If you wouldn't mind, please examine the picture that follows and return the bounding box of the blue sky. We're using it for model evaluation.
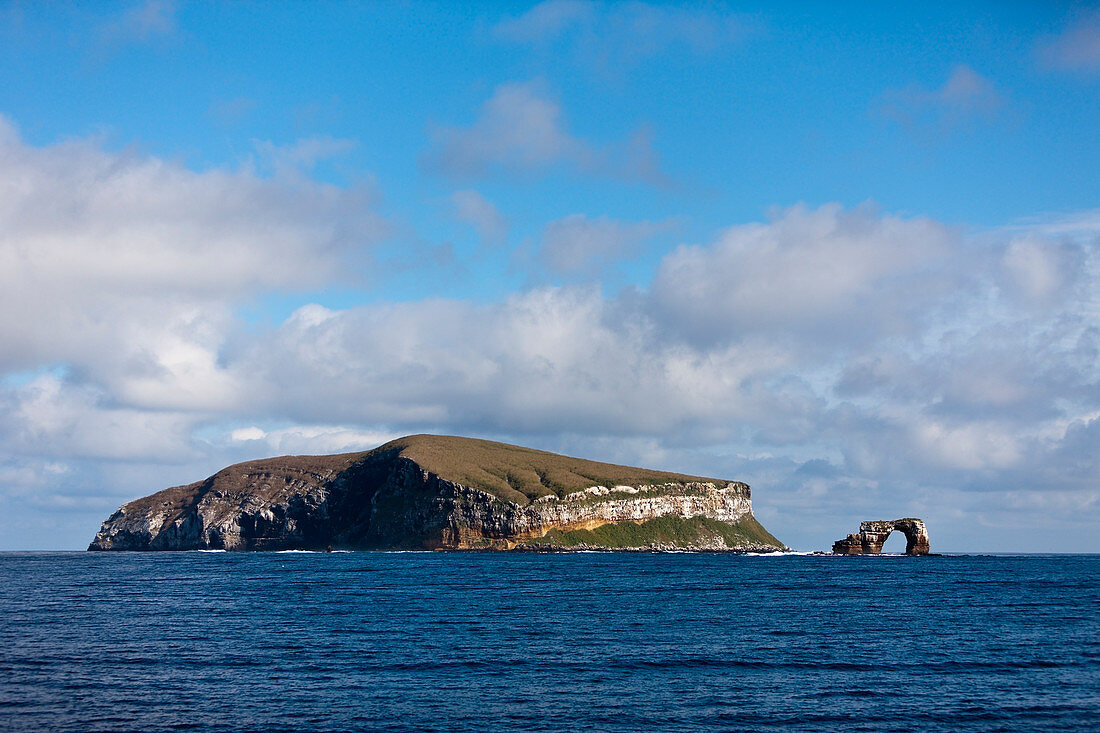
[1,1,1098,551]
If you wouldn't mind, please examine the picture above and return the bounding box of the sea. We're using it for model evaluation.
[1,552,1097,732]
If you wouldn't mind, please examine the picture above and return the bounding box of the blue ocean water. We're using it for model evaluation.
[1,552,1097,732]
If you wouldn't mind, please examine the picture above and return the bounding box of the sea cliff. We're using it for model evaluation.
[88,435,785,552]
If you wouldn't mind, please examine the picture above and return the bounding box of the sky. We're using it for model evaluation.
[1,1,1098,552]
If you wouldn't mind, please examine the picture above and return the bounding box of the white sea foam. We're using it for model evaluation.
[743,550,815,557]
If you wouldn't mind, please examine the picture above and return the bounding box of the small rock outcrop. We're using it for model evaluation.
[832,518,930,556]
[89,434,786,552]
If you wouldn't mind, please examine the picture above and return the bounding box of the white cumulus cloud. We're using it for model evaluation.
[0,115,386,408]
[650,202,958,346]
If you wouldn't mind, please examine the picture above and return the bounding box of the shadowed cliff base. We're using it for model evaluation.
[88,435,786,552]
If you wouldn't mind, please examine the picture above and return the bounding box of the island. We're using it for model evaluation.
[88,434,787,552]
[831,518,930,555]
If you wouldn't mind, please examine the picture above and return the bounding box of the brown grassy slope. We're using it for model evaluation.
[119,435,742,512]
[121,453,368,515]
[381,434,736,505]
[119,479,208,517]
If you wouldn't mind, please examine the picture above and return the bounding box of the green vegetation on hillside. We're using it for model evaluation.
[524,515,783,550]
[378,434,734,505]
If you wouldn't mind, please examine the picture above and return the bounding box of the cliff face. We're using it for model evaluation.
[88,435,785,552]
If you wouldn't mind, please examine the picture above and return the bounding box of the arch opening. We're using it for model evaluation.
[881,531,907,555]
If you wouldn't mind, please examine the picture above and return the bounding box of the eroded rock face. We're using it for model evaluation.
[89,438,777,552]
[831,518,930,556]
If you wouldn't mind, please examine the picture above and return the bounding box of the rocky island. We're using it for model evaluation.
[89,435,786,552]
[832,518,930,555]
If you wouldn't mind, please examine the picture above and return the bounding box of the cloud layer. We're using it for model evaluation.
[495,1,747,65]
[880,65,1004,130]
[539,214,672,276]
[423,81,667,184]
[1039,10,1100,72]
[1,118,1097,551]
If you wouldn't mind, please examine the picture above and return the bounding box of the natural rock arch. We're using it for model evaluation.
[832,518,930,556]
